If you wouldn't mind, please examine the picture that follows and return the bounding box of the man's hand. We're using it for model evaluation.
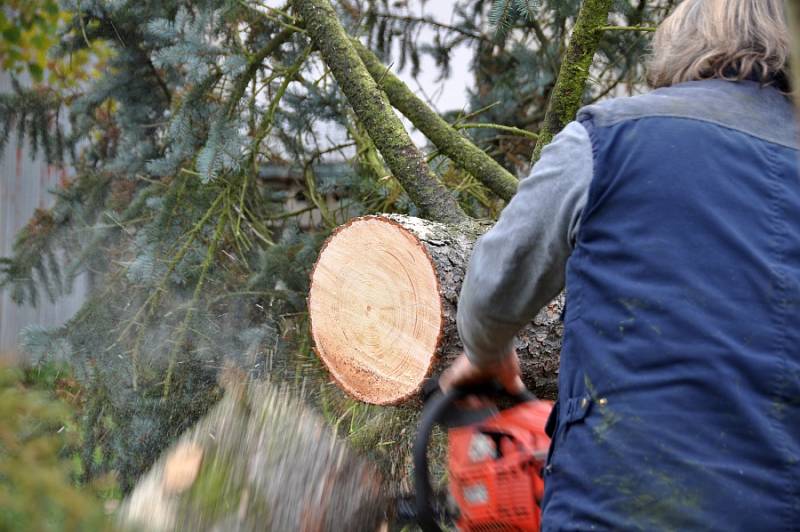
[439,351,525,394]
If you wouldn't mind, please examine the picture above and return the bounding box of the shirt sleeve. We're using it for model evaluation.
[456,120,593,367]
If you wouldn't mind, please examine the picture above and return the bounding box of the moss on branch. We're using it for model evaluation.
[454,122,539,140]
[532,0,613,162]
[293,0,468,224]
[354,41,520,202]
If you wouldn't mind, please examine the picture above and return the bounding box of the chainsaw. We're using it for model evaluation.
[397,379,554,531]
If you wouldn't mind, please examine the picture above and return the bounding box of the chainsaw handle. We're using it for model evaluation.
[421,378,536,404]
[413,381,535,532]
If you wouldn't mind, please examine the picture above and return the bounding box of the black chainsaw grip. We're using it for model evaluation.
[413,380,535,532]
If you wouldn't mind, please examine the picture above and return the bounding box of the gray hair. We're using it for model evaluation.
[647,0,790,90]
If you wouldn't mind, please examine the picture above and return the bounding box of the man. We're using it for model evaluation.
[441,1,800,529]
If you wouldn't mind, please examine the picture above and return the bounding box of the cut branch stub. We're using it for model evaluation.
[309,215,563,405]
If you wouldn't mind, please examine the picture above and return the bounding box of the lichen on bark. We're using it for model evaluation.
[292,0,468,224]
[532,0,613,162]
[354,41,520,202]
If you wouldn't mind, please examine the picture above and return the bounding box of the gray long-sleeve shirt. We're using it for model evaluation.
[456,121,593,366]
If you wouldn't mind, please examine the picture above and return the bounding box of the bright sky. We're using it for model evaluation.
[389,1,473,114]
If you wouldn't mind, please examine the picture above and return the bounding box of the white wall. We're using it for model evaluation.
[0,72,88,352]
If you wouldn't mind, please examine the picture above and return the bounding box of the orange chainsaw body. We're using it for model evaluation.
[447,399,553,532]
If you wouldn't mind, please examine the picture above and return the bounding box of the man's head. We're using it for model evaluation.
[648,0,790,90]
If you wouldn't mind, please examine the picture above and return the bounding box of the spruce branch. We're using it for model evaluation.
[370,12,492,44]
[531,0,613,162]
[293,0,468,224]
[146,55,172,103]
[354,41,520,202]
[527,18,558,72]
[251,46,312,154]
[239,0,307,33]
[162,212,226,400]
[114,192,225,348]
[226,28,296,120]
[489,0,517,37]
[194,28,296,181]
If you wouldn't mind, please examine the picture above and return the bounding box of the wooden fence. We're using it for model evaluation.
[0,72,88,352]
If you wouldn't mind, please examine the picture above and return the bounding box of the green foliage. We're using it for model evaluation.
[489,0,543,36]
[0,0,111,115]
[0,0,62,81]
[0,79,67,164]
[0,364,112,531]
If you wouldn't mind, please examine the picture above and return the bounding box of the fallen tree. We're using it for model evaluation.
[297,0,612,405]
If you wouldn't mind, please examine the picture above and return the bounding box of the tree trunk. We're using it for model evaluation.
[118,379,386,531]
[308,214,563,405]
[532,0,613,162]
[293,0,468,225]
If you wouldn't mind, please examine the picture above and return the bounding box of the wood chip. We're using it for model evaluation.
[162,442,204,494]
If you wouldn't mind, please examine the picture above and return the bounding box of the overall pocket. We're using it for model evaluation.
[543,394,592,476]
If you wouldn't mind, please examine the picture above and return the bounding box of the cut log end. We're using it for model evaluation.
[310,214,563,405]
[309,216,443,405]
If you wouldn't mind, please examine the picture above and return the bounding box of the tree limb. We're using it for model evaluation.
[454,122,539,140]
[371,12,491,44]
[354,41,520,202]
[531,0,613,162]
[293,0,468,224]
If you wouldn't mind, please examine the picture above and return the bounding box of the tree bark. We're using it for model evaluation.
[118,379,386,531]
[531,0,613,162]
[293,0,468,225]
[354,41,520,202]
[308,215,562,405]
